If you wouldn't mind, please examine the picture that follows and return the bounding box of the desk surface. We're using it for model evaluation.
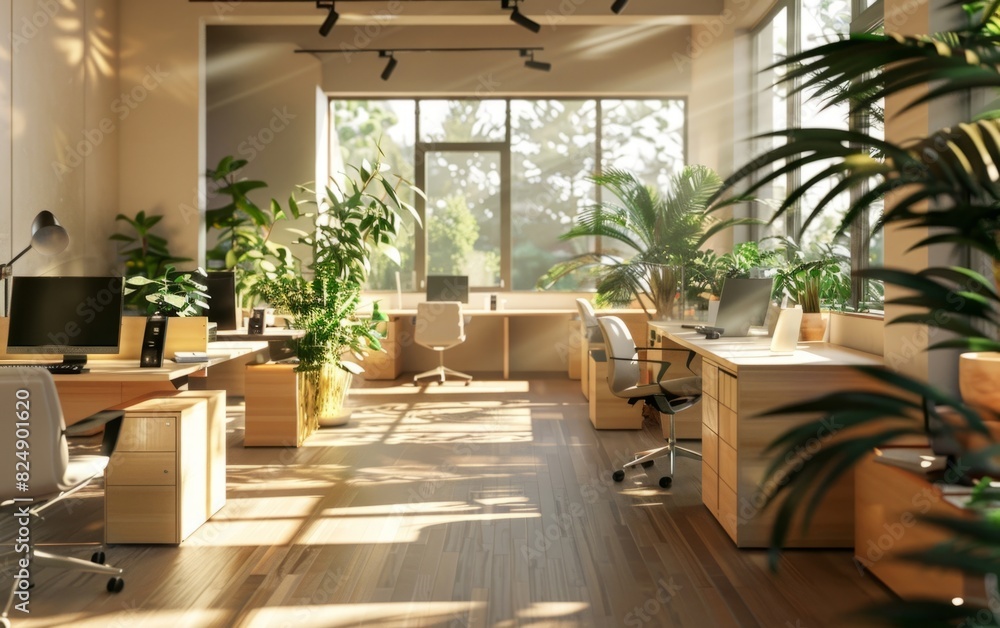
[650,322,883,371]
[371,307,648,317]
[0,341,268,382]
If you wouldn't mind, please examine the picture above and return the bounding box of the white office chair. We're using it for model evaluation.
[413,302,472,384]
[597,317,702,488]
[0,368,125,628]
[575,299,605,398]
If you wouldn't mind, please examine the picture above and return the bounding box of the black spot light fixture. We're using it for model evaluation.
[611,0,628,13]
[379,51,398,81]
[521,49,550,72]
[503,0,541,33]
[317,1,339,36]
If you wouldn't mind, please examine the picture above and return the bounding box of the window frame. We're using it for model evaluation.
[329,96,689,293]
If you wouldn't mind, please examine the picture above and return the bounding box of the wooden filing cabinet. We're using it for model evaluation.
[587,351,645,429]
[105,391,227,544]
[244,362,314,447]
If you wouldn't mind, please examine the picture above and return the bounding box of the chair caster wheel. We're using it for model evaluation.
[1,616,11,628]
[659,476,672,488]
[612,470,625,482]
[91,551,106,564]
[107,577,125,593]
[640,461,654,468]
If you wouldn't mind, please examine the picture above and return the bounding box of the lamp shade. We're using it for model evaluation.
[30,211,69,256]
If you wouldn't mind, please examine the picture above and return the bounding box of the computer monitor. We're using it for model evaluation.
[426,275,469,304]
[202,271,237,331]
[7,276,124,365]
[713,277,774,337]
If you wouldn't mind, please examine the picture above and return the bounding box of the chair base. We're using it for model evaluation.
[413,365,472,384]
[611,408,701,488]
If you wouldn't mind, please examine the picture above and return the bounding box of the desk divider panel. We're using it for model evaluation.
[0,316,208,360]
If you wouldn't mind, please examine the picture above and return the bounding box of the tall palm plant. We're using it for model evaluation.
[713,1,1000,623]
[538,165,752,319]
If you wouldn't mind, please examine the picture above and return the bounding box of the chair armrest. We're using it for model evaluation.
[609,356,673,382]
[635,346,698,373]
[65,410,124,457]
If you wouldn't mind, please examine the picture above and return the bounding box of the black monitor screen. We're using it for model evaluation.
[426,275,469,304]
[202,272,237,331]
[7,276,124,355]
[714,277,774,337]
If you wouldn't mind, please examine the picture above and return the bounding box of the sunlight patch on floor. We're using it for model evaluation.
[242,601,487,628]
[300,511,542,545]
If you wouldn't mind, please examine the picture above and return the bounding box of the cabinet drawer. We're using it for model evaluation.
[719,441,738,491]
[106,485,177,544]
[718,481,739,542]
[106,452,175,486]
[117,416,176,452]
[703,396,718,433]
[702,361,718,399]
[702,423,719,472]
[702,463,719,515]
[719,405,737,444]
[719,371,738,411]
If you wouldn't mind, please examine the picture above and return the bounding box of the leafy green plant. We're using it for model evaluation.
[124,266,210,317]
[537,166,754,319]
[711,1,1000,623]
[258,149,420,373]
[205,156,299,307]
[109,211,191,310]
[687,241,780,304]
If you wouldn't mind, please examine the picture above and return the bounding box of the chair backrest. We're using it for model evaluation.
[575,298,603,343]
[0,368,69,498]
[596,316,640,395]
[415,301,465,346]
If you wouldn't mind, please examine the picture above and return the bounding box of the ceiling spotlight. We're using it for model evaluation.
[504,0,541,33]
[380,51,397,81]
[317,1,339,37]
[521,49,551,72]
[611,0,628,13]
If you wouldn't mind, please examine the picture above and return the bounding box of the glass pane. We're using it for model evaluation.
[330,99,417,291]
[419,100,506,143]
[424,151,502,288]
[752,7,789,243]
[600,99,685,191]
[510,99,597,291]
[798,0,852,250]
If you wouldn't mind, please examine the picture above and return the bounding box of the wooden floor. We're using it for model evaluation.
[3,375,890,627]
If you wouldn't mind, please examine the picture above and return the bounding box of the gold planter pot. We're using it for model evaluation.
[297,363,353,428]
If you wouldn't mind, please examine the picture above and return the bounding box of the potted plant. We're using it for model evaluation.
[257,150,419,428]
[772,258,847,341]
[711,2,1000,622]
[537,165,754,320]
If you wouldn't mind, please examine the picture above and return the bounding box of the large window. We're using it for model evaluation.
[750,0,884,310]
[330,98,686,292]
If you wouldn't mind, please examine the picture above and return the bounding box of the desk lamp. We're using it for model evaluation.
[1,210,70,316]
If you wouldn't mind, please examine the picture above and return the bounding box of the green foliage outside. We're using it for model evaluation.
[427,196,479,275]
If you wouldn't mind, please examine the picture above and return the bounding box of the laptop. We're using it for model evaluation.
[712,277,774,337]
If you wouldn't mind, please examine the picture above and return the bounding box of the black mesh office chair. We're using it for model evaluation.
[598,317,703,488]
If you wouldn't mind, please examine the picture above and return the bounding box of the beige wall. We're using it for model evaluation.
[4,0,118,280]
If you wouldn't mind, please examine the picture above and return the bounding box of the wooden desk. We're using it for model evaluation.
[0,342,268,424]
[649,323,884,548]
[378,308,647,379]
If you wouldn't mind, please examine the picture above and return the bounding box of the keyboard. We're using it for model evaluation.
[0,363,85,374]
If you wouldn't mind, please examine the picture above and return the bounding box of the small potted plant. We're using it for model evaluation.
[773,258,847,341]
